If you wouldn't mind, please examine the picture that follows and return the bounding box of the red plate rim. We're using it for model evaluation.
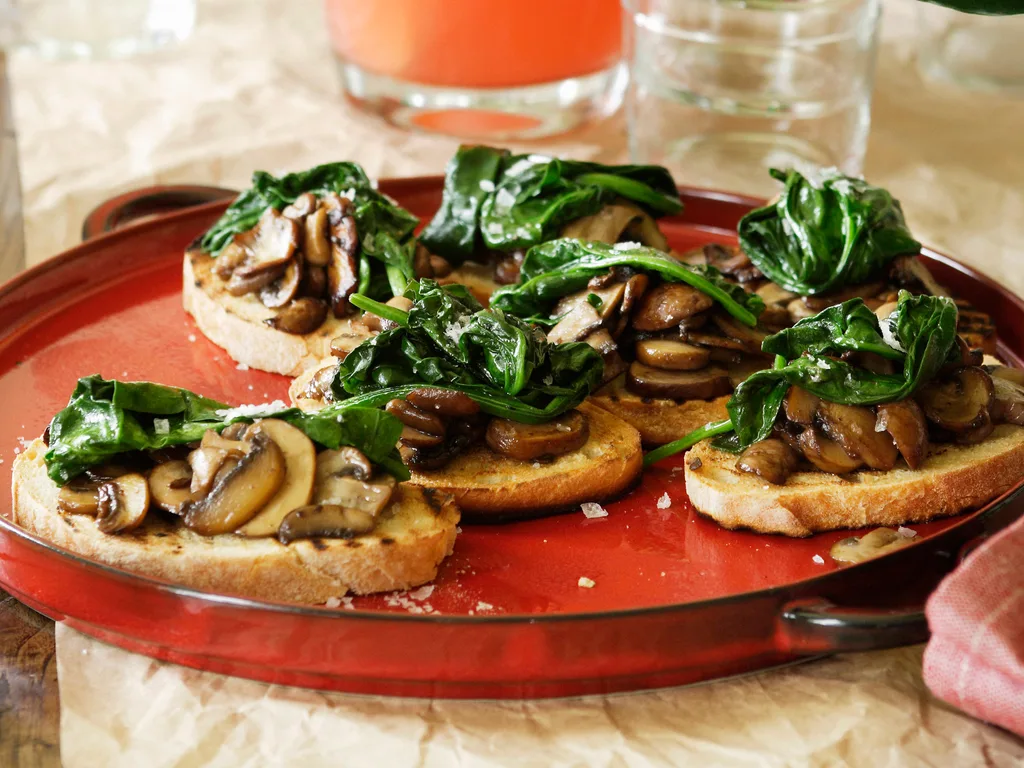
[2,178,1023,626]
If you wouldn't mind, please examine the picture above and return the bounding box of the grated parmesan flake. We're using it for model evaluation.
[478,179,495,192]
[897,526,918,539]
[187,334,197,342]
[325,597,343,609]
[475,601,494,612]
[235,362,250,371]
[656,492,671,509]
[613,241,641,251]
[153,418,170,435]
[578,577,595,588]
[215,400,289,420]
[581,502,608,519]
[812,554,825,565]
[408,585,435,601]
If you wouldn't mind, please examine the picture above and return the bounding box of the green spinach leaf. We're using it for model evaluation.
[45,375,408,485]
[737,168,921,296]
[489,239,765,327]
[418,147,683,262]
[329,280,604,424]
[198,162,421,301]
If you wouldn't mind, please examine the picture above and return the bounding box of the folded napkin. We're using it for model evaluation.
[924,511,1024,736]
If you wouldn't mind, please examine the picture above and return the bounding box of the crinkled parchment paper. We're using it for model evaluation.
[10,0,1024,764]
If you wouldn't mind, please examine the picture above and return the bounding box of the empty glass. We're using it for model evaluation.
[623,0,881,197]
[0,52,24,279]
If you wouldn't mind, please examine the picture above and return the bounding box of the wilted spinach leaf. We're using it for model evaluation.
[418,146,683,263]
[489,238,764,327]
[329,280,604,423]
[738,168,921,296]
[45,375,408,485]
[198,162,421,301]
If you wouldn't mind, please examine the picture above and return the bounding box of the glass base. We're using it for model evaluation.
[337,60,628,140]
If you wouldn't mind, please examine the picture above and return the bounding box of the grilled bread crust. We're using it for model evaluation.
[12,439,460,602]
[684,425,1024,536]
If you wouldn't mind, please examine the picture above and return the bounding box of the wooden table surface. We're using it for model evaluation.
[0,52,59,768]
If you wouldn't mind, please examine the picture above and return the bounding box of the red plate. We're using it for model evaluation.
[0,179,1021,699]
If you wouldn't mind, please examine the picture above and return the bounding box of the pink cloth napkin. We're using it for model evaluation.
[923,511,1024,736]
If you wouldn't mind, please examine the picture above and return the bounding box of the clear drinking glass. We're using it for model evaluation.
[324,0,627,139]
[9,0,195,59]
[624,0,881,197]
[0,51,24,280]
[917,7,1024,94]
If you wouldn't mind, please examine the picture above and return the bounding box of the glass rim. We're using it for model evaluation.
[622,0,876,10]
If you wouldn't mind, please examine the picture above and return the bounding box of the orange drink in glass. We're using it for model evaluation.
[324,0,625,139]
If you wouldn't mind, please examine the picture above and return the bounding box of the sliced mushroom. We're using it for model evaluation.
[361,295,413,333]
[301,264,327,298]
[798,427,863,474]
[710,311,768,355]
[756,282,797,306]
[400,426,445,449]
[623,209,669,252]
[430,255,453,278]
[57,483,102,516]
[259,258,302,308]
[548,300,602,345]
[589,331,628,382]
[314,448,395,515]
[702,244,762,283]
[633,283,714,331]
[626,362,732,400]
[802,281,885,312]
[736,439,799,485]
[485,410,589,461]
[235,208,300,276]
[183,434,286,536]
[787,298,815,323]
[188,447,233,495]
[989,365,1024,386]
[620,274,649,318]
[303,364,338,402]
[956,411,995,444]
[413,242,433,279]
[875,400,929,469]
[991,375,1024,426]
[214,239,250,280]
[679,313,708,333]
[323,194,359,317]
[406,388,480,417]
[386,399,445,436]
[265,297,329,335]
[889,255,948,297]
[784,387,820,425]
[635,339,710,371]
[844,351,896,376]
[680,331,747,353]
[560,202,648,245]
[226,262,286,297]
[873,301,898,322]
[96,474,150,534]
[278,504,376,544]
[236,420,318,537]
[817,402,898,470]
[757,304,793,331]
[282,192,317,220]
[148,460,194,514]
[725,357,769,389]
[951,336,983,368]
[917,366,994,432]
[831,527,913,564]
[303,206,331,267]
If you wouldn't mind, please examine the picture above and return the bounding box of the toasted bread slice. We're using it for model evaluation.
[12,439,459,602]
[589,374,730,446]
[408,402,643,521]
[684,425,1024,537]
[183,251,500,376]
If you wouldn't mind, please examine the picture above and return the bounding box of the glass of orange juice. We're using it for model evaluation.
[324,0,626,139]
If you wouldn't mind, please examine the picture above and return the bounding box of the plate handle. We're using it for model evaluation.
[81,185,237,241]
[777,599,928,653]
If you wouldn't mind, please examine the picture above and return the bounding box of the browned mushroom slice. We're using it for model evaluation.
[235,420,317,537]
[702,244,762,283]
[548,300,602,345]
[226,262,287,297]
[323,194,359,317]
[314,448,396,515]
[633,283,714,331]
[259,258,302,309]
[787,298,815,323]
[635,339,710,371]
[873,301,899,322]
[798,428,863,474]
[386,399,446,436]
[736,439,799,485]
[265,297,329,335]
[680,331,747,353]
[725,357,769,389]
[956,411,995,444]
[710,311,768,355]
[406,388,480,417]
[559,202,647,245]
[486,410,590,461]
[148,460,194,514]
[624,210,670,252]
[990,374,1024,426]
[917,366,994,432]
[817,402,898,471]
[802,281,885,312]
[619,274,649,319]
[889,255,949,297]
[430,255,453,278]
[400,427,444,449]
[57,483,102,515]
[188,446,232,496]
[361,295,413,333]
[412,242,434,279]
[96,474,151,534]
[303,206,331,267]
[831,527,913,564]
[214,239,250,280]
[303,364,338,402]
[235,209,301,277]
[951,336,983,368]
[626,362,732,400]
[301,265,327,298]
[875,400,929,469]
[784,387,820,425]
[281,192,317,220]
[278,504,376,544]
[679,313,708,333]
[584,330,627,382]
[183,434,286,535]
[756,281,797,306]
[757,304,792,331]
